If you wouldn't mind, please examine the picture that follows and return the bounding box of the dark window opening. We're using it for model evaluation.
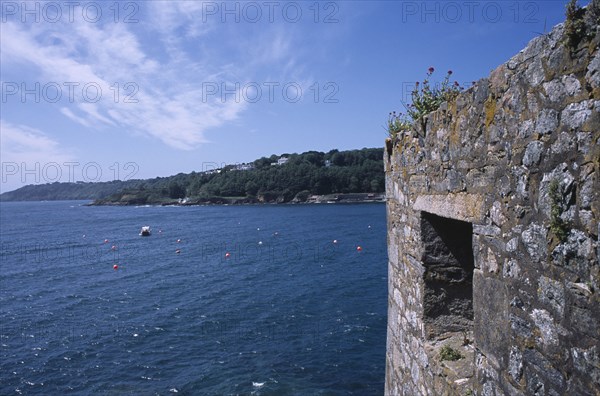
[420,211,474,339]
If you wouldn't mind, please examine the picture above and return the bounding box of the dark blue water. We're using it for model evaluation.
[0,201,387,395]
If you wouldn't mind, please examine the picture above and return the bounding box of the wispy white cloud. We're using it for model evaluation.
[0,120,78,193]
[0,121,70,157]
[0,6,247,150]
[60,107,91,127]
[0,2,321,151]
[148,1,214,39]
[0,120,76,191]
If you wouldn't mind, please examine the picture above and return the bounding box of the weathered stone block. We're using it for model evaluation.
[503,259,521,279]
[579,167,595,210]
[474,270,509,366]
[586,50,600,89]
[535,109,559,135]
[511,166,529,200]
[490,201,507,227]
[551,230,595,276]
[525,58,545,87]
[413,193,486,224]
[572,346,600,388]
[561,100,593,130]
[529,308,565,347]
[550,132,576,155]
[522,141,544,167]
[508,346,523,384]
[510,313,533,340]
[569,305,599,339]
[474,225,502,237]
[517,119,534,139]
[522,348,566,393]
[525,371,545,396]
[521,223,548,262]
[537,276,565,317]
[543,74,582,102]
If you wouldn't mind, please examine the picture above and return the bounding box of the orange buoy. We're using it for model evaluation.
[356,246,362,252]
[113,264,119,270]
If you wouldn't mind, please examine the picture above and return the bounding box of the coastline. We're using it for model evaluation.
[87,193,386,206]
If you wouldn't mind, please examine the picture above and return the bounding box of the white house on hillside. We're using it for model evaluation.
[271,156,289,166]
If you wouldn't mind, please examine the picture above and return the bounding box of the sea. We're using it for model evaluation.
[0,201,388,395]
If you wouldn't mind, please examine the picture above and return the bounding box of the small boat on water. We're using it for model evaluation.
[139,226,151,236]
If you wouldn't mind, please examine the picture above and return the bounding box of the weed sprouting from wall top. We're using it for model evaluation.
[564,0,588,51]
[387,68,463,139]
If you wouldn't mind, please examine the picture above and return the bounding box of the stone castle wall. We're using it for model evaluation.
[384,6,599,395]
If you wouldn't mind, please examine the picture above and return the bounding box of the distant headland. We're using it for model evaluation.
[0,148,385,205]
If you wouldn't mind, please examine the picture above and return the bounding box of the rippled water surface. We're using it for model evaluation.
[0,201,387,395]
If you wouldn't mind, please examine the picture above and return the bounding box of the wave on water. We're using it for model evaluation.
[0,201,388,395]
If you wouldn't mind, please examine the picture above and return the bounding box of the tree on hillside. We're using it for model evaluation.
[168,181,186,199]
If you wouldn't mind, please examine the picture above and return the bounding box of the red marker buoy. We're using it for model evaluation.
[113,264,119,270]
[356,246,362,252]
[225,252,231,258]
[111,245,117,250]
[104,239,109,244]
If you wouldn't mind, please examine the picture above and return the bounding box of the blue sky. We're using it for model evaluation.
[0,0,578,192]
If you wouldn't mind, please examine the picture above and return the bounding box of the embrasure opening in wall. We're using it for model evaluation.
[420,211,474,339]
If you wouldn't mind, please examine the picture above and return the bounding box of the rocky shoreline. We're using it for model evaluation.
[87,193,386,206]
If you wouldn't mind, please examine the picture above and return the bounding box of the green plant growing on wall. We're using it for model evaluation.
[549,179,570,243]
[387,68,463,138]
[387,111,411,139]
[439,345,463,361]
[407,68,462,128]
[564,0,587,50]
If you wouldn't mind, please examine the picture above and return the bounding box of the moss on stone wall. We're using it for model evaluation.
[549,179,570,243]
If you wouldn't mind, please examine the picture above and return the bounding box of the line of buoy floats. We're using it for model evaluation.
[223,239,364,259]
[102,224,372,270]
